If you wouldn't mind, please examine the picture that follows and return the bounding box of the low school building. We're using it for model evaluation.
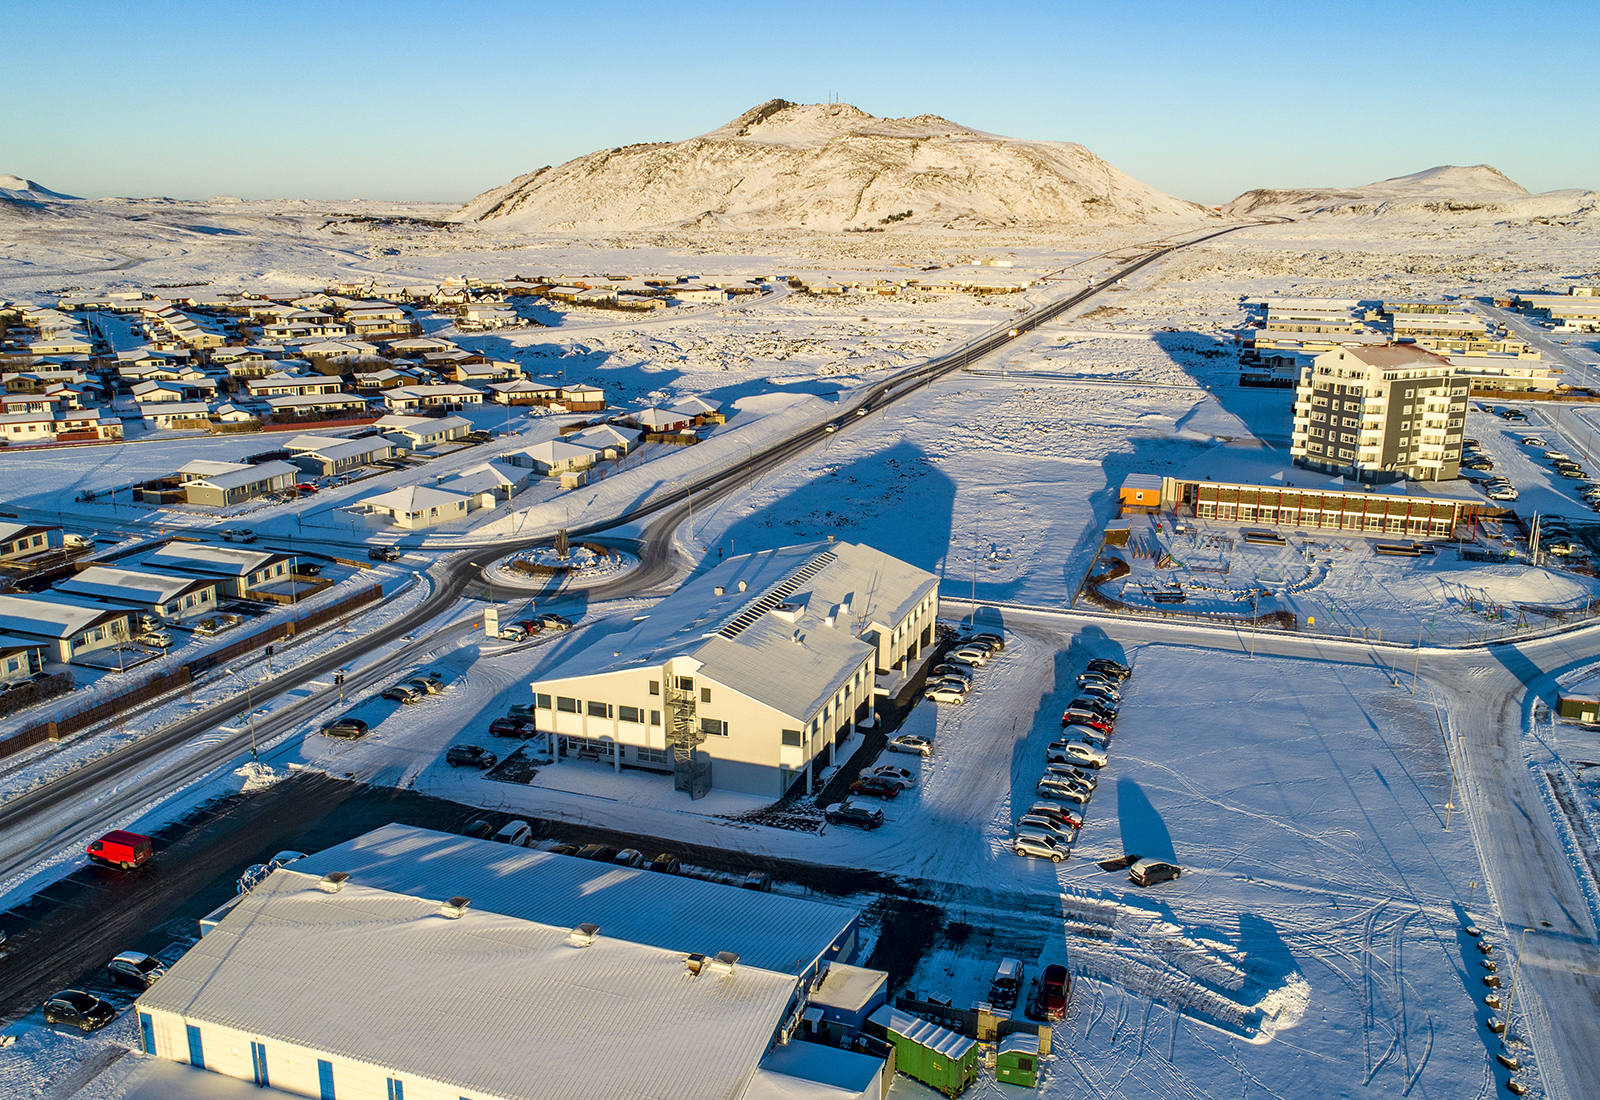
[1125,473,1484,538]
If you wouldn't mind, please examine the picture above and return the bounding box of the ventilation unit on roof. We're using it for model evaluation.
[714,585,725,596]
[738,580,748,592]
[317,872,349,894]
[772,602,803,623]
[568,923,600,947]
[685,953,709,975]
[709,951,740,974]
[440,896,471,919]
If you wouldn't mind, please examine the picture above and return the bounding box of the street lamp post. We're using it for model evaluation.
[1500,926,1531,1050]
[229,668,260,761]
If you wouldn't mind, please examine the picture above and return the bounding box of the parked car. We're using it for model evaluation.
[367,546,402,562]
[86,831,152,870]
[970,632,1006,651]
[1462,458,1494,472]
[956,636,1003,655]
[1560,467,1588,479]
[539,613,573,630]
[1042,764,1097,792]
[1035,963,1071,1021]
[1012,831,1068,862]
[1128,858,1183,886]
[1036,778,1091,804]
[888,734,933,757]
[489,716,538,738]
[491,820,533,847]
[42,990,115,1031]
[498,625,529,642]
[1076,681,1121,704]
[295,483,320,494]
[1077,673,1119,691]
[1068,696,1118,719]
[1064,712,1114,734]
[1489,487,1519,501]
[849,776,902,800]
[1027,802,1083,829]
[1086,658,1131,679]
[1017,815,1075,845]
[824,802,884,830]
[861,764,916,789]
[742,871,774,892]
[1545,451,1571,461]
[1045,762,1099,789]
[445,745,497,769]
[612,848,646,868]
[462,820,494,839]
[923,685,966,705]
[511,618,545,636]
[576,844,618,862]
[1521,436,1548,447]
[930,663,971,680]
[408,671,445,693]
[137,631,173,649]
[107,951,165,990]
[220,528,256,543]
[320,716,369,739]
[1061,723,1111,746]
[648,852,682,874]
[548,843,579,856]
[507,703,538,720]
[988,958,1025,1008]
[928,672,971,692]
[948,647,989,666]
[381,683,422,704]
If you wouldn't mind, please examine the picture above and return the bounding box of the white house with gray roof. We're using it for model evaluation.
[528,541,939,798]
[55,565,220,621]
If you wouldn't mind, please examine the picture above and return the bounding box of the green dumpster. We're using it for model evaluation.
[868,1005,978,1098]
[996,1032,1040,1087]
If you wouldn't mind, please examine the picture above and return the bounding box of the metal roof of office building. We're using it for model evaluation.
[138,871,797,1100]
[293,823,857,977]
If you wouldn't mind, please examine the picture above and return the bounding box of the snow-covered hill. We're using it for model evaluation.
[0,175,79,201]
[1224,164,1597,223]
[458,99,1214,231]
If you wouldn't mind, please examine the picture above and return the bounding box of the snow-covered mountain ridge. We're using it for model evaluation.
[1225,164,1597,223]
[457,99,1214,231]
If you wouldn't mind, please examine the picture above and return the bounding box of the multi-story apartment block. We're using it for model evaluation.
[1290,344,1468,482]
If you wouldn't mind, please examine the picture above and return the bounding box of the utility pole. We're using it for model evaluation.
[1249,591,1259,659]
[1412,616,1423,695]
[1500,926,1531,1049]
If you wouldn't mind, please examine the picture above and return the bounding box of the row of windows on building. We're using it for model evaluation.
[4,534,49,554]
[536,693,731,736]
[1192,501,1453,534]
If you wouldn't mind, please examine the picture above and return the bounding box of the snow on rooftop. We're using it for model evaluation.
[292,824,858,977]
[55,564,215,606]
[141,542,292,576]
[137,871,798,1100]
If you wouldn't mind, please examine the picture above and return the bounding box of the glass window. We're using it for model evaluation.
[650,709,661,726]
[619,705,642,723]
[700,718,727,736]
[556,697,578,713]
[536,693,551,709]
[587,701,610,718]
[676,676,694,692]
[648,680,659,695]
[782,729,802,747]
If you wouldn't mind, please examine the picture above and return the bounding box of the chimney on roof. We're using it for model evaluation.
[827,535,835,543]
[568,923,600,947]
[714,585,725,595]
[317,872,349,894]
[440,896,471,919]
[738,580,748,592]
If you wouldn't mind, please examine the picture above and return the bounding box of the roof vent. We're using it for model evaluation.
[714,585,725,595]
[440,896,471,919]
[317,872,349,894]
[569,922,600,947]
[792,629,803,644]
[709,951,740,974]
[685,952,709,975]
[738,580,748,592]
[827,535,835,543]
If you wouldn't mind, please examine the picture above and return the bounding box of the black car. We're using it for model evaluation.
[824,802,884,830]
[1086,658,1130,680]
[367,546,402,562]
[445,745,497,769]
[1128,858,1182,886]
[320,716,369,739]
[648,852,682,874]
[549,843,580,856]
[42,990,115,1031]
[107,952,165,989]
[462,819,494,839]
[576,843,618,862]
[956,635,1003,655]
[381,684,422,704]
[1068,696,1118,719]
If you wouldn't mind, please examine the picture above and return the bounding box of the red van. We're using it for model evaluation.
[87,831,153,870]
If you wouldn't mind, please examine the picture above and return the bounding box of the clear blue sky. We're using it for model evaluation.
[7,0,1596,205]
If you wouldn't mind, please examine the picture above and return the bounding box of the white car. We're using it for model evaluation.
[1545,451,1571,461]
[138,631,173,648]
[1522,436,1548,447]
[888,734,933,757]
[1017,815,1075,845]
[948,647,989,666]
[1061,723,1110,747]
[862,765,916,789]
[1077,682,1121,704]
[924,686,966,704]
[1036,778,1091,804]
[1488,487,1518,501]
[498,626,528,641]
[1048,742,1108,769]
[1012,831,1068,862]
[1044,763,1098,790]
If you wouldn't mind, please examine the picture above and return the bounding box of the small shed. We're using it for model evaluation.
[1557,694,1600,722]
[996,1032,1040,1087]
[1119,473,1166,514]
[867,1005,977,1098]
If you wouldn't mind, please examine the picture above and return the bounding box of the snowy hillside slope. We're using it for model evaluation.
[0,175,79,200]
[458,99,1215,231]
[1225,163,1598,222]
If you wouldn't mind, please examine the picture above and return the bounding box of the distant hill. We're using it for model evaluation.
[457,99,1213,231]
[1225,165,1595,222]
[0,175,80,200]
